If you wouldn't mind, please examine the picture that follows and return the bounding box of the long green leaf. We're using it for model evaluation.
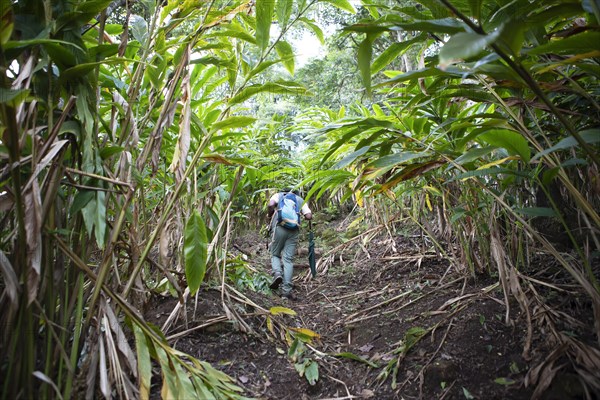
[527,31,600,55]
[276,0,293,28]
[156,347,179,399]
[305,361,319,385]
[211,116,257,132]
[133,325,152,400]
[453,146,495,165]
[95,191,106,249]
[321,0,356,14]
[532,129,600,161]
[367,151,429,169]
[256,0,274,51]
[299,17,324,44]
[333,146,370,169]
[439,30,501,65]
[184,211,208,295]
[478,129,530,163]
[228,81,307,105]
[275,40,295,75]
[449,167,532,182]
[358,34,374,97]
[371,34,426,74]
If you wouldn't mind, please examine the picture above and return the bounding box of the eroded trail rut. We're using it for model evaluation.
[148,229,534,399]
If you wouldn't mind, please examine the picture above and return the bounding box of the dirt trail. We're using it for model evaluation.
[148,228,539,399]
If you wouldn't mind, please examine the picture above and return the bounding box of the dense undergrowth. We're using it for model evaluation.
[1,0,599,399]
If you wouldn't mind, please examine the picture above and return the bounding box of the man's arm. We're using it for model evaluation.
[267,199,277,219]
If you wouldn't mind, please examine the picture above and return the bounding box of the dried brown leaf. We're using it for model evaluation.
[118,151,132,183]
[531,362,565,399]
[98,330,111,399]
[169,69,191,184]
[103,300,138,376]
[24,181,42,304]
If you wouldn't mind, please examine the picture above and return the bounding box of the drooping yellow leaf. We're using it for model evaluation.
[290,327,320,339]
[270,306,297,316]
[425,193,432,211]
[477,156,519,170]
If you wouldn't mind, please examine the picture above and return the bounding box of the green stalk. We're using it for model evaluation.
[63,272,84,400]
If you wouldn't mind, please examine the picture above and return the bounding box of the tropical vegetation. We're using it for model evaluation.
[0,0,598,398]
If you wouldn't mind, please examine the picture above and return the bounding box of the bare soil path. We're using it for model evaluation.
[146,223,558,399]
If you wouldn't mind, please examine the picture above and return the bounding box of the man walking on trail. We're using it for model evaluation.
[267,189,312,300]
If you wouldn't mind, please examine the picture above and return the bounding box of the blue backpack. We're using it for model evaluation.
[277,192,302,229]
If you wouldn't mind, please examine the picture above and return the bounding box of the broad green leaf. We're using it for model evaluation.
[133,325,152,400]
[184,211,208,295]
[449,167,532,182]
[321,0,356,14]
[462,387,475,399]
[276,0,293,28]
[494,377,516,386]
[192,377,217,400]
[207,28,256,44]
[403,326,427,349]
[275,40,295,75]
[381,67,461,85]
[498,19,526,56]
[532,129,600,161]
[468,0,482,21]
[156,347,179,399]
[131,15,148,45]
[95,191,106,249]
[367,151,429,169]
[514,207,556,218]
[256,0,274,51]
[371,35,425,74]
[270,306,297,316]
[440,30,501,65]
[75,0,113,16]
[305,361,319,385]
[527,31,600,56]
[60,59,134,82]
[89,43,119,60]
[333,352,379,368]
[333,146,370,169]
[478,129,530,163]
[389,17,466,34]
[299,17,324,44]
[453,146,495,165]
[70,190,95,216]
[99,146,124,160]
[294,360,306,375]
[211,116,257,132]
[0,0,13,46]
[228,81,307,105]
[173,358,196,399]
[246,59,282,80]
[0,88,28,106]
[2,38,83,52]
[81,198,96,245]
[358,34,374,97]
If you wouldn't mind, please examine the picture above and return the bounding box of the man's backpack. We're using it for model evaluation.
[277,192,302,229]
